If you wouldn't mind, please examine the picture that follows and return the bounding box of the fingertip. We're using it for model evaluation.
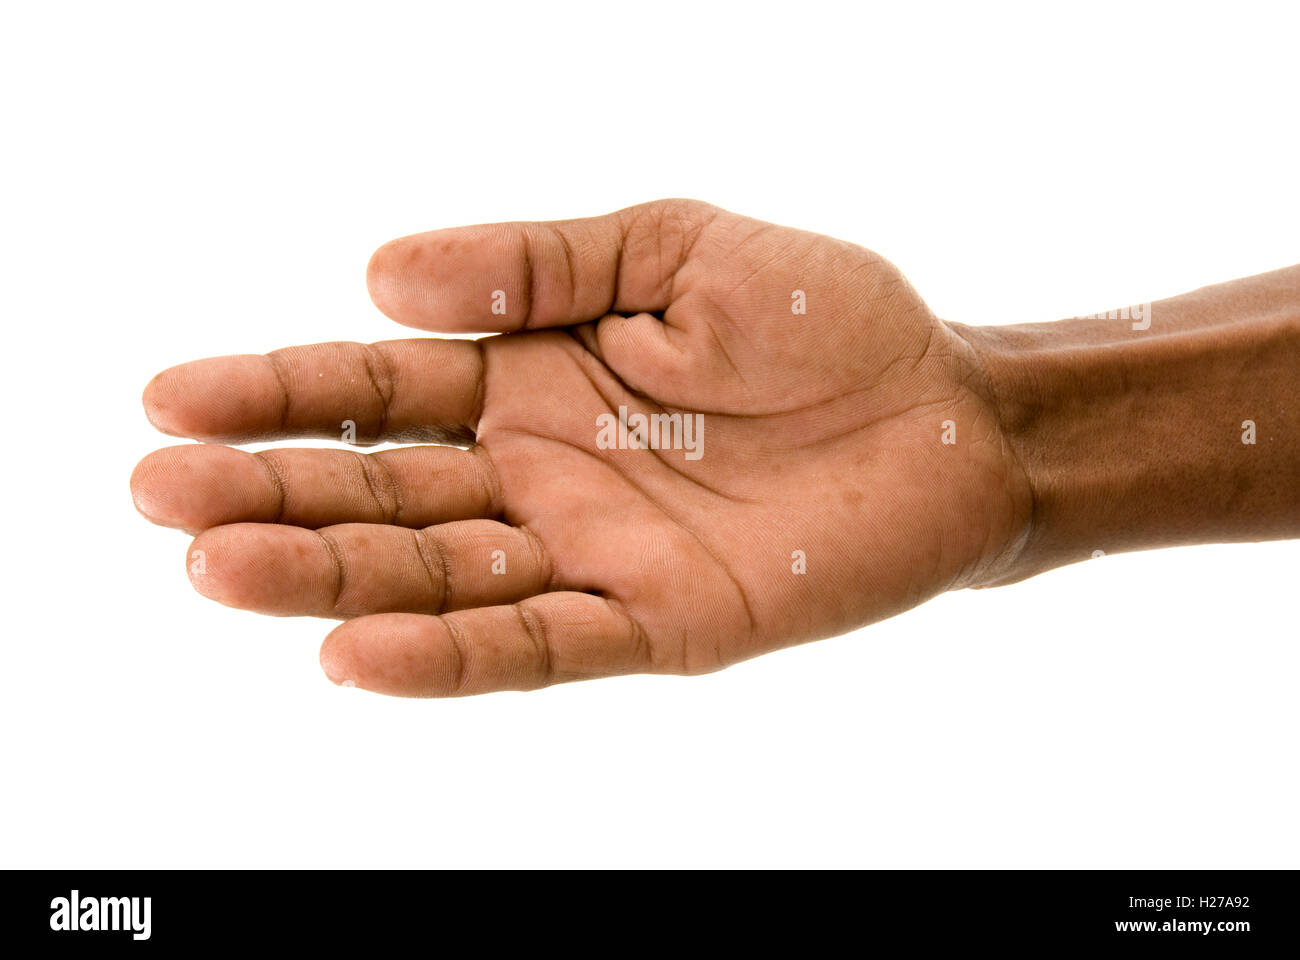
[184,523,310,613]
[131,445,269,532]
[366,225,527,333]
[366,235,428,330]
[143,356,282,441]
[142,367,191,438]
[322,614,455,697]
[319,622,358,687]
[130,446,192,530]
[185,528,227,603]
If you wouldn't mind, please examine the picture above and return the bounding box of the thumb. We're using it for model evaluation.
[366,198,721,334]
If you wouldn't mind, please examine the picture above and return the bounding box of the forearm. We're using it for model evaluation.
[954,264,1300,585]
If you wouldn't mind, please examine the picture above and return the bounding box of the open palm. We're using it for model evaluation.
[133,199,1030,696]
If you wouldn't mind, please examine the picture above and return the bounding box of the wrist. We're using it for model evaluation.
[953,266,1300,586]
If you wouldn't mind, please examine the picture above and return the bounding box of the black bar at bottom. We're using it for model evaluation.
[1,869,1290,950]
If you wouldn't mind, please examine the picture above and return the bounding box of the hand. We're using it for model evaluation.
[132,199,1032,696]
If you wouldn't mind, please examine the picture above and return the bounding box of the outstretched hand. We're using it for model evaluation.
[132,199,1030,696]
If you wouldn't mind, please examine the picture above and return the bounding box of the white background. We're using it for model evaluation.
[1,1,1297,868]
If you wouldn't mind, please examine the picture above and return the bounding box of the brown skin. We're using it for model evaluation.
[131,199,1300,696]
